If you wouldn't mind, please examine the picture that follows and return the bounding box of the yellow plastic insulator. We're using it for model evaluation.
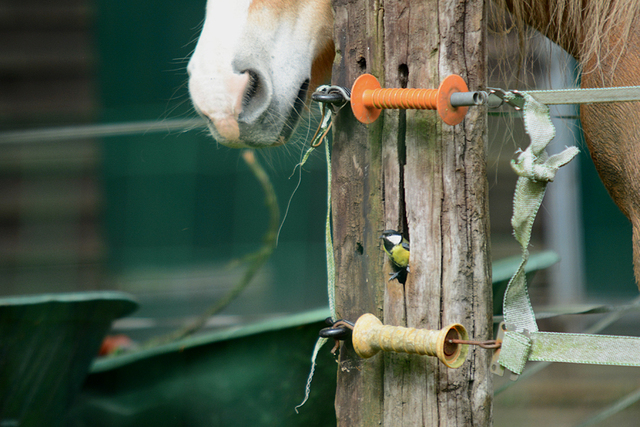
[352,313,470,369]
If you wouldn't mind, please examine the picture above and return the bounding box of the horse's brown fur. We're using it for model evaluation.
[494,0,640,288]
[493,0,640,68]
[249,0,334,94]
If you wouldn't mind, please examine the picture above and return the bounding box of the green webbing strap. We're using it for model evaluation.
[499,330,640,375]
[296,105,335,412]
[501,92,579,335]
[324,125,336,318]
[525,85,640,105]
[495,93,640,377]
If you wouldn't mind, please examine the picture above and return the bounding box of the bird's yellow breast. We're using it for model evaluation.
[390,245,410,268]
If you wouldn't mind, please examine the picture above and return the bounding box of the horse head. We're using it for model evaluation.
[188,0,334,148]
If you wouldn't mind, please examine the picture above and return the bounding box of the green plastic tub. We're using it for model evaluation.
[0,292,138,427]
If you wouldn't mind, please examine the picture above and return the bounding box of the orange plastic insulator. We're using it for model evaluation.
[350,73,470,125]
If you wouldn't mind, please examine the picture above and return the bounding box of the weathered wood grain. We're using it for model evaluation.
[332,0,492,425]
[332,1,385,425]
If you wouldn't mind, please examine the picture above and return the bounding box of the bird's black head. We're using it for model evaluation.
[380,230,403,253]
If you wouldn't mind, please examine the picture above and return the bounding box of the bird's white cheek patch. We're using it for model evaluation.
[388,235,403,246]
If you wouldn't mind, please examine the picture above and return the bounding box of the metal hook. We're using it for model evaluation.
[312,85,351,110]
[448,338,502,349]
[319,318,355,353]
[319,318,354,340]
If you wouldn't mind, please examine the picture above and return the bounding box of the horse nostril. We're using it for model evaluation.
[242,70,260,109]
[239,69,271,123]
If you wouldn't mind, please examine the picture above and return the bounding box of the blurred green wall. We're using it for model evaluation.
[92,0,329,315]
[579,149,638,298]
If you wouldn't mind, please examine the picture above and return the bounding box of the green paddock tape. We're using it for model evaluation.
[296,104,335,411]
[526,85,640,105]
[529,332,640,366]
[496,92,640,376]
[499,326,640,376]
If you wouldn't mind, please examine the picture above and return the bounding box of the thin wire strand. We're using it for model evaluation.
[0,118,207,144]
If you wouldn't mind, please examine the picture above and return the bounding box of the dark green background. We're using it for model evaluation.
[93,0,330,316]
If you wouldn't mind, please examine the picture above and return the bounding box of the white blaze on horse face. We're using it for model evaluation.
[188,0,334,148]
[188,0,253,147]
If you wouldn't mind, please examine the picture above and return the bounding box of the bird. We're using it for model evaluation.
[380,230,410,281]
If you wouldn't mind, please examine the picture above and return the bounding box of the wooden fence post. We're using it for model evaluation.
[331,0,492,425]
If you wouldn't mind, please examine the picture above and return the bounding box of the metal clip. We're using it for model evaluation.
[491,322,528,381]
[490,321,509,376]
[487,88,526,111]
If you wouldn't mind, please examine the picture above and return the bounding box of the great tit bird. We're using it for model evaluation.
[380,230,410,281]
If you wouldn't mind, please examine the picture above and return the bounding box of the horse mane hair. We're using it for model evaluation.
[490,0,640,74]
